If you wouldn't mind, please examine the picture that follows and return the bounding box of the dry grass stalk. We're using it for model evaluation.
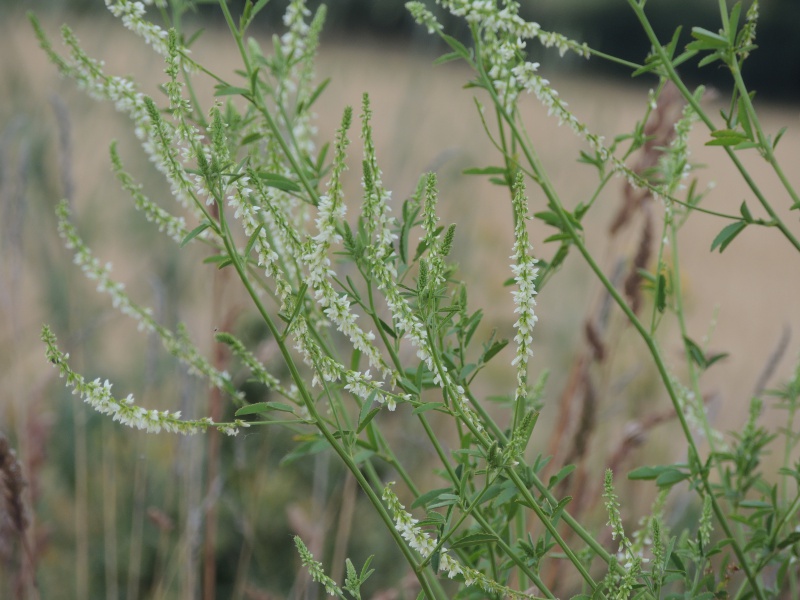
[624,208,654,315]
[584,319,606,363]
[607,408,681,476]
[0,433,28,543]
[0,431,39,599]
[752,325,791,398]
[560,378,597,504]
[545,354,588,468]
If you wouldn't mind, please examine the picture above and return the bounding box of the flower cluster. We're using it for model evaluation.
[382,483,541,599]
[658,100,700,205]
[369,251,483,431]
[419,173,455,291]
[699,493,714,548]
[293,536,343,597]
[509,173,539,404]
[739,0,759,59]
[602,469,645,599]
[303,108,390,380]
[669,373,725,449]
[217,127,397,410]
[106,0,170,56]
[408,0,587,110]
[405,2,442,34]
[360,94,397,261]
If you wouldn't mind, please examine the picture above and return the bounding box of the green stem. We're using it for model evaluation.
[627,0,800,255]
[728,63,800,208]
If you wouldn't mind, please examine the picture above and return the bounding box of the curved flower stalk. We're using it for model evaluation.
[214,332,297,404]
[29,20,209,228]
[110,143,188,245]
[56,201,241,401]
[42,326,246,436]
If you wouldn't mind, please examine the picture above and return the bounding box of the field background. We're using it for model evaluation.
[2,2,800,598]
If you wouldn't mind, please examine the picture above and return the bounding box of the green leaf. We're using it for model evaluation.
[705,352,729,368]
[548,464,575,489]
[202,254,229,265]
[697,52,724,68]
[440,33,471,61]
[534,210,563,229]
[710,221,746,253]
[655,272,667,313]
[356,407,381,434]
[428,493,460,509]
[628,465,668,480]
[280,437,328,466]
[240,131,264,146]
[235,401,296,417]
[300,77,330,113]
[773,126,788,150]
[655,468,690,488]
[777,532,800,549]
[235,402,271,416]
[412,402,445,415]
[180,222,210,247]
[463,166,507,176]
[411,487,453,509]
[706,129,750,146]
[214,85,252,97]
[689,27,730,49]
[244,224,264,258]
[543,233,572,244]
[738,500,771,509]
[352,448,375,465]
[378,317,397,340]
[280,284,308,334]
[418,512,446,527]
[255,172,302,192]
[433,51,462,65]
[728,2,742,44]
[550,496,572,522]
[450,533,497,550]
[739,201,753,223]
[684,335,707,369]
[481,339,508,363]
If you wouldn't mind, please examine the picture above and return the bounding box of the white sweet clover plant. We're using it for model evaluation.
[31,0,800,597]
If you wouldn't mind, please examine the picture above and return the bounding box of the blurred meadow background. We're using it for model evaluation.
[2,0,800,598]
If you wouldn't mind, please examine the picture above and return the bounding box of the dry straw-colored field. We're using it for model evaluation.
[2,6,800,597]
